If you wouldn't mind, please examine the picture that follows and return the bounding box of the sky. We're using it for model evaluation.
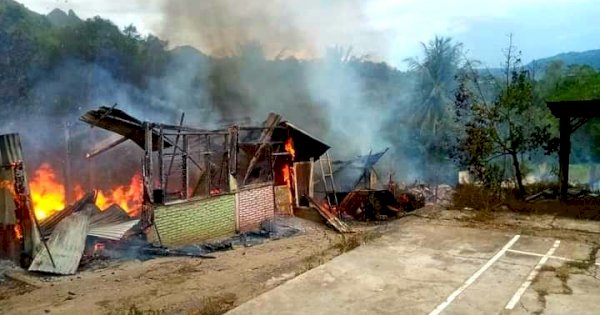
[17,0,600,69]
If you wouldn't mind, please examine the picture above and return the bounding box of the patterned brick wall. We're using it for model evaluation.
[236,184,275,232]
[148,194,236,246]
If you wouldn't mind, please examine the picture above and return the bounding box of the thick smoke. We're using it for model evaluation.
[154,0,403,162]
[1,1,427,192]
[157,0,369,58]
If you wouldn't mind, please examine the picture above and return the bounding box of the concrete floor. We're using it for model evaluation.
[227,216,600,315]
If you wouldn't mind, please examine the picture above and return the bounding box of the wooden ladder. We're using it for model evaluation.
[319,152,339,210]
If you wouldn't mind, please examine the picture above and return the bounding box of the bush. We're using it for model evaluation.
[452,184,500,211]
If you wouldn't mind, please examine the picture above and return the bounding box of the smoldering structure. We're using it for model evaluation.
[0,104,427,276]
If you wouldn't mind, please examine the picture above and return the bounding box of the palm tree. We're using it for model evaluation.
[405,37,464,182]
[407,36,463,137]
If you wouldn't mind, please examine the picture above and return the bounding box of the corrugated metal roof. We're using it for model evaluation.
[28,206,93,275]
[88,220,140,240]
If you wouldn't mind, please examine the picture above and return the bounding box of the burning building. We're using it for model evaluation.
[79,106,331,246]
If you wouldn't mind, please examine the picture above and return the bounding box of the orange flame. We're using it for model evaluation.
[285,137,296,160]
[282,165,291,187]
[29,163,143,220]
[29,163,65,221]
[280,137,296,188]
[95,173,143,215]
[14,225,23,240]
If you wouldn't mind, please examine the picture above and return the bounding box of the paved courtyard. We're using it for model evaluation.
[228,215,600,315]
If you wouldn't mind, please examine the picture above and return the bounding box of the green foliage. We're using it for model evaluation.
[403,37,464,182]
[453,49,555,196]
[549,65,600,101]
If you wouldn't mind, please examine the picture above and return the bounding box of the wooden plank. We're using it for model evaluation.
[305,195,350,233]
[274,185,293,215]
[294,162,312,207]
[28,206,93,275]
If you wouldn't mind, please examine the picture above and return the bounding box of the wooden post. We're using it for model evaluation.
[205,135,211,195]
[143,123,154,203]
[309,157,314,198]
[228,126,238,175]
[0,134,38,264]
[158,124,165,196]
[182,135,189,199]
[559,116,571,201]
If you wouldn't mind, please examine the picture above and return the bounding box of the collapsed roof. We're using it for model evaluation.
[332,148,389,192]
[80,106,172,151]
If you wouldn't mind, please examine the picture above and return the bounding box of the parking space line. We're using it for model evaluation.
[505,240,561,310]
[507,248,600,266]
[429,234,521,315]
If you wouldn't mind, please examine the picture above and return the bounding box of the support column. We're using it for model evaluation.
[559,116,571,201]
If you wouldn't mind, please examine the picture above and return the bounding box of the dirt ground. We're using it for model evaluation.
[0,217,387,315]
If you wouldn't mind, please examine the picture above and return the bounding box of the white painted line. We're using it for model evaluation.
[505,240,561,310]
[429,235,521,315]
[507,249,600,266]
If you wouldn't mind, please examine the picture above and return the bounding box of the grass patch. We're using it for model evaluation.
[126,305,162,315]
[334,230,384,254]
[189,293,237,315]
[300,252,326,273]
[453,183,600,220]
[452,184,500,211]
[334,234,362,253]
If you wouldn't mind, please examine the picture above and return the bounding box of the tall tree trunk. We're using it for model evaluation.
[510,151,526,198]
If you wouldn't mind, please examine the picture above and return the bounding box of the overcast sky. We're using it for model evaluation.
[17,0,600,69]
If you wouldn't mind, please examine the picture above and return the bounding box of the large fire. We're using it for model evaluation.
[29,163,142,220]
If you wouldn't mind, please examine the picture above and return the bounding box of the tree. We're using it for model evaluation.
[405,36,464,182]
[453,42,554,197]
[407,36,464,136]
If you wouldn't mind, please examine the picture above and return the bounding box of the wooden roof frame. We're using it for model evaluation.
[545,99,600,200]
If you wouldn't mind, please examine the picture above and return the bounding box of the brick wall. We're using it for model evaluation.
[236,183,275,232]
[148,194,236,246]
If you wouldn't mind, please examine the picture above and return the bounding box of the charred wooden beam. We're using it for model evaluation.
[143,122,154,203]
[183,135,189,199]
[158,124,165,200]
[85,135,128,159]
[165,113,185,192]
[228,126,238,176]
[80,107,171,151]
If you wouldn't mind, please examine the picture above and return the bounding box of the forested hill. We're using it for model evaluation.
[2,0,600,183]
[529,49,600,71]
